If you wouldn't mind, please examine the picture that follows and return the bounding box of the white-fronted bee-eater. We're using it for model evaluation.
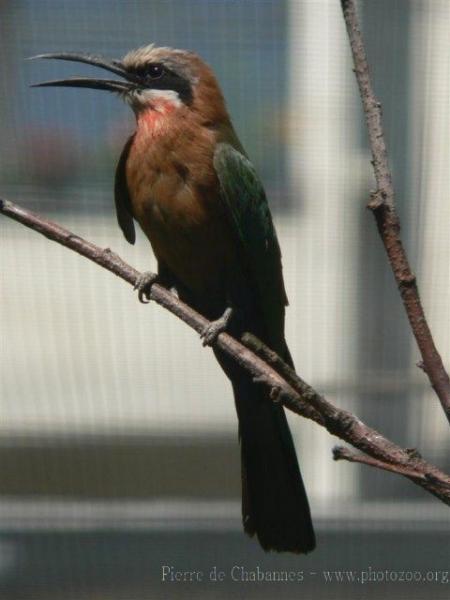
[32,45,316,553]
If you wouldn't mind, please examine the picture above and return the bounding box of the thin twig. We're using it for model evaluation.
[1,197,449,504]
[333,446,432,483]
[340,0,450,424]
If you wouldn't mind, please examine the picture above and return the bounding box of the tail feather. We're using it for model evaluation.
[233,374,316,553]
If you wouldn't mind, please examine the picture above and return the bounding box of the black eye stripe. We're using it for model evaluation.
[147,64,164,80]
[132,63,193,105]
[134,62,164,79]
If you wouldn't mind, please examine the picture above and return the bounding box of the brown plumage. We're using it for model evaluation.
[126,101,234,299]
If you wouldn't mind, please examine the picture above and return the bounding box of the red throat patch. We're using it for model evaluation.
[136,97,179,138]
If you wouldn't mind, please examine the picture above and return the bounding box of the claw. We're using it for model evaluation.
[134,271,158,304]
[200,307,233,346]
[169,286,179,298]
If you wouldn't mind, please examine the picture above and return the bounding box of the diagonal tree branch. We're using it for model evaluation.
[340,0,450,424]
[1,197,449,505]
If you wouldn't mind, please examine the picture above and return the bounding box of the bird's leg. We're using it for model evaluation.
[134,262,182,304]
[158,262,180,297]
[200,306,234,347]
[134,271,159,304]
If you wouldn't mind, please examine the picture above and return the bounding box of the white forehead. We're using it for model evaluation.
[121,44,198,84]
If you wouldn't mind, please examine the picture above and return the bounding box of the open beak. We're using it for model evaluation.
[29,52,140,94]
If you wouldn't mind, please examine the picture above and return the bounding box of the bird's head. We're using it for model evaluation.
[31,45,229,124]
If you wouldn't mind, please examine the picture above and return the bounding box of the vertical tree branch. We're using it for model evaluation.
[340,0,450,424]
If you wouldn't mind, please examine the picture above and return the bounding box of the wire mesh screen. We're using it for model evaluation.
[0,1,449,599]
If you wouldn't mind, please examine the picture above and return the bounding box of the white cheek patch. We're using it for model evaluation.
[129,88,183,111]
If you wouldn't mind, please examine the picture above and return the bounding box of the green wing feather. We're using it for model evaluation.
[213,143,289,351]
[114,135,136,245]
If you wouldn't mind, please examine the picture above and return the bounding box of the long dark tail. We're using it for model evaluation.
[215,348,316,553]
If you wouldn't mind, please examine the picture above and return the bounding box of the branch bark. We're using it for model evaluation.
[1,197,449,505]
[340,0,450,424]
[333,446,450,486]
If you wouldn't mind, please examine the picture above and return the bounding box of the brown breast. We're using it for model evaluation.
[126,105,237,299]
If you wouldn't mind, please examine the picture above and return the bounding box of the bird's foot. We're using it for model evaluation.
[200,307,233,346]
[134,271,159,304]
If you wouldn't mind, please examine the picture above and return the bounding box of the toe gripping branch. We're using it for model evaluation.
[200,306,234,346]
[134,271,159,304]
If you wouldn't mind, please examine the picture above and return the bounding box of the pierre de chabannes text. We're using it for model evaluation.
[162,565,449,584]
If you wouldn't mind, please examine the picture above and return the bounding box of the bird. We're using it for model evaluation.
[31,45,316,553]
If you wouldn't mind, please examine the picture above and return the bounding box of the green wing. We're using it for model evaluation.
[114,135,136,245]
[213,143,288,351]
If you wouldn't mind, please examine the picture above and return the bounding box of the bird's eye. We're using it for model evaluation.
[147,64,164,79]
